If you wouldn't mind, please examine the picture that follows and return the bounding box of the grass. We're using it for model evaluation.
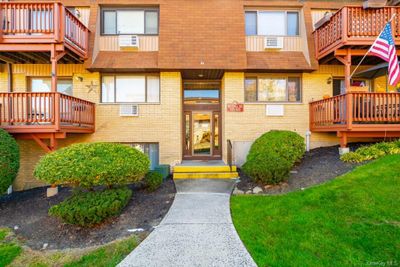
[0,232,138,267]
[231,154,400,267]
[64,235,138,267]
[0,228,22,267]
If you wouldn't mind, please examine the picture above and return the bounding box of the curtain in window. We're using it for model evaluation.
[102,76,115,102]
[117,11,144,34]
[146,76,160,103]
[115,76,146,102]
[258,12,285,36]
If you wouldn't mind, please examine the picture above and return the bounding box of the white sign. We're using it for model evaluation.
[266,105,284,116]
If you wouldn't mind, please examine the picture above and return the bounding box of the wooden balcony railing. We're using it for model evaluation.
[0,2,89,58]
[309,92,400,132]
[314,6,400,59]
[0,92,95,133]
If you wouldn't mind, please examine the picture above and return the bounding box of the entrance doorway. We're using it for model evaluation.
[183,81,221,160]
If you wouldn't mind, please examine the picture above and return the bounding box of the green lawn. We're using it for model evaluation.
[0,228,22,267]
[64,236,137,267]
[0,230,138,267]
[231,155,400,267]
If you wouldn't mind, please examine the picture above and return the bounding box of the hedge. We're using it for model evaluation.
[49,187,132,227]
[242,130,305,185]
[0,129,19,194]
[34,142,150,189]
[143,171,163,192]
[341,140,400,163]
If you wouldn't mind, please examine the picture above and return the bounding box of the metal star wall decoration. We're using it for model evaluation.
[86,81,98,94]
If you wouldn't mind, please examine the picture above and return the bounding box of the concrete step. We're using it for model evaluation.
[173,165,237,173]
[173,172,239,179]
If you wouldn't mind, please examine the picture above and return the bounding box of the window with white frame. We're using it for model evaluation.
[101,75,160,103]
[245,76,301,103]
[245,11,299,36]
[101,8,159,35]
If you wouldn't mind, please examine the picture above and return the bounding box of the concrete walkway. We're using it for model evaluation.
[118,179,257,267]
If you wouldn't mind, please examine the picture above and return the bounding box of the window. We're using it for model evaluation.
[101,75,160,103]
[125,143,159,170]
[333,78,371,96]
[245,11,300,36]
[245,12,257,35]
[30,77,73,95]
[244,76,301,103]
[101,8,159,35]
[184,90,220,104]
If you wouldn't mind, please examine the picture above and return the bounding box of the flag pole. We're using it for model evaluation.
[350,13,397,79]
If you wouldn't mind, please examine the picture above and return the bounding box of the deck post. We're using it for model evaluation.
[50,45,58,93]
[335,49,352,92]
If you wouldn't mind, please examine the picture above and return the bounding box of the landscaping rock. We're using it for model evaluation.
[42,243,48,250]
[245,190,253,194]
[46,187,58,197]
[264,185,273,190]
[252,186,263,194]
[13,225,19,230]
[232,188,244,195]
[290,170,298,174]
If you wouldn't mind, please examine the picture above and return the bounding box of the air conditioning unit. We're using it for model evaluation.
[119,35,139,50]
[264,36,283,50]
[120,104,139,117]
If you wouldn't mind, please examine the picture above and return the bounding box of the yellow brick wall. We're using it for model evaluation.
[0,64,182,191]
[222,71,339,163]
[0,62,384,190]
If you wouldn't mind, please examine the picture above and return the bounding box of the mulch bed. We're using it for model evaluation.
[0,179,175,250]
[236,144,364,195]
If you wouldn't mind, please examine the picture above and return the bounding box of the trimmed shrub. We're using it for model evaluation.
[341,140,400,163]
[49,187,132,227]
[242,153,292,184]
[34,143,150,189]
[0,129,19,194]
[246,130,305,164]
[144,171,163,192]
[243,130,305,185]
[340,152,365,163]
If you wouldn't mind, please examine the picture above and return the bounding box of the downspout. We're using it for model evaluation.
[7,63,12,92]
[7,62,13,195]
[305,130,311,152]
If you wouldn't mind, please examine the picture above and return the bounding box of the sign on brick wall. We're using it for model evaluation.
[227,101,244,112]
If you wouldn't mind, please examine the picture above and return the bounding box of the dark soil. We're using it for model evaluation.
[0,179,175,250]
[236,144,364,195]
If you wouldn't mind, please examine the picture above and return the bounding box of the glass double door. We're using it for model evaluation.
[184,111,221,159]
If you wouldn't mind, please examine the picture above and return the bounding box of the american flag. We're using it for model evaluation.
[369,23,400,86]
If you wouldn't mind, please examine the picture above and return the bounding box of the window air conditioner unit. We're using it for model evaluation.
[264,36,283,50]
[119,35,139,50]
[120,104,139,117]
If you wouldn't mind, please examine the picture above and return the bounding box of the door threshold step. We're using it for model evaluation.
[174,165,237,173]
[173,172,239,179]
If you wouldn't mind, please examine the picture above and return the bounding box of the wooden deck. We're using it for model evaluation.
[0,92,95,151]
[314,6,400,60]
[309,92,400,146]
[0,2,89,63]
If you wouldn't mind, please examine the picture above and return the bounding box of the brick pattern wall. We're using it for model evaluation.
[0,65,182,190]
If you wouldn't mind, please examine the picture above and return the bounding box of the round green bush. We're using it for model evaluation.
[49,187,132,227]
[144,171,163,192]
[0,129,20,194]
[243,130,305,185]
[34,142,150,188]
